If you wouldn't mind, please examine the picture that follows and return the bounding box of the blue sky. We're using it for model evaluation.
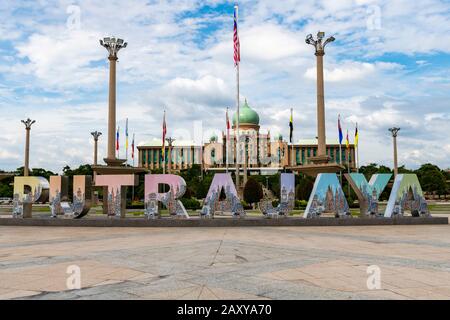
[0,0,450,172]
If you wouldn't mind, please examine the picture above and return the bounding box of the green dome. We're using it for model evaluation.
[232,99,260,126]
[210,134,218,142]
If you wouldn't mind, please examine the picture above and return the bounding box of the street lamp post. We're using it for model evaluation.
[389,127,400,177]
[306,31,335,163]
[166,137,176,174]
[21,118,36,176]
[100,37,127,166]
[91,131,102,204]
[91,131,102,166]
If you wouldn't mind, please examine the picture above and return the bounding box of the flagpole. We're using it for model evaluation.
[339,142,342,185]
[226,107,229,173]
[338,114,342,185]
[290,108,294,166]
[225,132,228,173]
[132,133,135,201]
[132,133,135,167]
[125,118,128,165]
[357,145,359,173]
[347,129,350,196]
[236,62,240,187]
[291,143,294,166]
[163,110,166,175]
[200,142,203,180]
[356,122,359,173]
[233,4,241,190]
[347,147,350,196]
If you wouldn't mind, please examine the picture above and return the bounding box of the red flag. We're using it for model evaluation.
[226,107,230,139]
[162,111,166,157]
[233,6,240,66]
[116,126,119,151]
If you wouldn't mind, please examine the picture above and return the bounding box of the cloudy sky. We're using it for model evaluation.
[1,0,450,173]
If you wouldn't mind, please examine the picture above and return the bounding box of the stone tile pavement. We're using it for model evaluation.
[0,222,449,300]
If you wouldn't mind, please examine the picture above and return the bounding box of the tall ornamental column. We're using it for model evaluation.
[21,118,36,176]
[389,127,400,177]
[100,37,127,166]
[91,131,102,165]
[306,32,335,162]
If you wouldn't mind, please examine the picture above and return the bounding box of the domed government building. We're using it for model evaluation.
[137,100,356,175]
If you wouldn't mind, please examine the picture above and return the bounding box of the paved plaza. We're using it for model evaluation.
[0,220,449,300]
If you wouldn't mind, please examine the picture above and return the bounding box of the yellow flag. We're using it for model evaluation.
[346,130,350,149]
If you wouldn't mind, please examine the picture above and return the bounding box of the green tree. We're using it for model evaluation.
[295,176,314,200]
[398,165,413,174]
[58,165,91,201]
[360,163,393,180]
[357,163,393,200]
[415,164,447,198]
[62,164,93,177]
[268,173,280,198]
[0,177,13,197]
[14,166,55,180]
[180,164,202,182]
[195,175,213,199]
[359,163,380,179]
[133,173,145,201]
[243,177,263,206]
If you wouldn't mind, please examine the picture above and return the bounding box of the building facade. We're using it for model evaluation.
[138,101,356,174]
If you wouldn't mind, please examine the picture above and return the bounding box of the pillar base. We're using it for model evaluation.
[103,157,127,167]
[308,155,330,164]
[92,165,148,175]
[287,163,345,177]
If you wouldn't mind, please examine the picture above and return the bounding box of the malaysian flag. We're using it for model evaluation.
[233,5,240,66]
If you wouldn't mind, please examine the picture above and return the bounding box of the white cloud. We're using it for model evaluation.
[0,149,20,160]
[165,75,231,106]
[15,29,104,89]
[424,113,450,121]
[305,61,401,82]
[241,24,307,61]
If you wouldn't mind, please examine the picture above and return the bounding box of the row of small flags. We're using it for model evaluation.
[338,114,358,149]
[160,109,359,151]
[287,112,359,149]
[115,118,135,162]
[160,110,359,151]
